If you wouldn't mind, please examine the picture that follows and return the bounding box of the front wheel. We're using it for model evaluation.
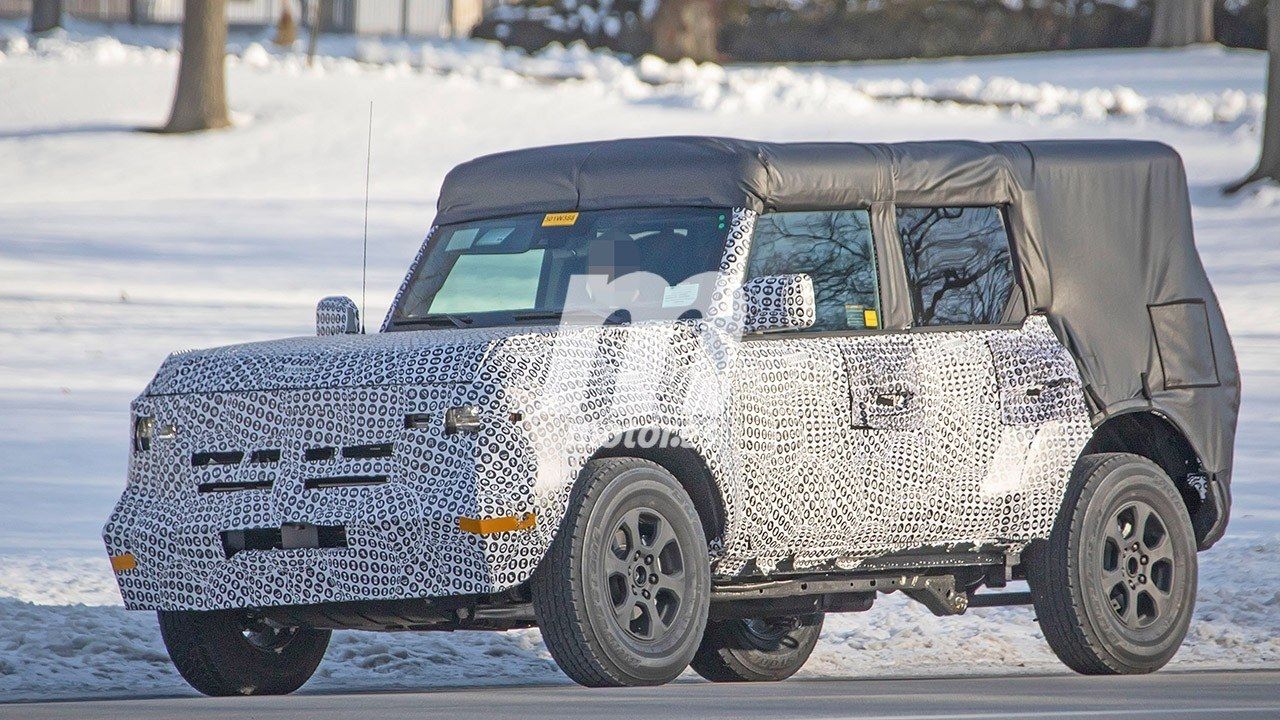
[1029,452,1197,675]
[691,613,824,682]
[532,457,711,687]
[158,609,331,696]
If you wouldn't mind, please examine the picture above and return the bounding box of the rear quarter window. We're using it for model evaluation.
[896,206,1017,327]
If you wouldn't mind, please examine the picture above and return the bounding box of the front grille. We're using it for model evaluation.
[304,475,388,490]
[192,451,244,467]
[342,442,394,459]
[249,449,281,463]
[304,447,336,461]
[220,523,348,559]
[192,449,282,467]
[198,479,273,493]
[193,442,396,467]
[190,441,397,493]
[305,442,395,461]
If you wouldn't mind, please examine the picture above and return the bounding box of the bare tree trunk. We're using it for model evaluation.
[274,1,298,47]
[1148,0,1214,47]
[30,0,62,33]
[161,0,230,133]
[307,0,329,67]
[1226,0,1280,193]
[651,0,720,62]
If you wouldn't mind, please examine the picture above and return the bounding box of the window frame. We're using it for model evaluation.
[739,207,891,341]
[892,203,1028,333]
[386,206,737,330]
[742,202,1031,341]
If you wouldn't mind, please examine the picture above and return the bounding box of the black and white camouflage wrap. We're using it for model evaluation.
[104,209,1093,611]
[315,296,360,336]
[739,274,817,335]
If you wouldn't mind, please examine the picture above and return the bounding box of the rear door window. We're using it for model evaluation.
[747,210,882,332]
[895,206,1017,326]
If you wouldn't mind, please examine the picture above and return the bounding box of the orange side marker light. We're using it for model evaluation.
[110,553,137,573]
[458,513,537,536]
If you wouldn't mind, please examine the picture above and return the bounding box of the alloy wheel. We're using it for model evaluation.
[1101,500,1177,630]
[604,507,690,642]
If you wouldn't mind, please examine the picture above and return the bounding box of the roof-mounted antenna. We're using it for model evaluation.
[361,101,373,334]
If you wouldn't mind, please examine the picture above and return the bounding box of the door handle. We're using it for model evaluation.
[1024,378,1069,398]
[874,390,911,408]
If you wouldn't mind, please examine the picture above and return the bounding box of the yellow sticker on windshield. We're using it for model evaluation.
[542,212,579,227]
[864,308,879,328]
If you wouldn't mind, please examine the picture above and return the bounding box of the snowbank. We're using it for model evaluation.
[0,596,563,701]
[0,19,1264,133]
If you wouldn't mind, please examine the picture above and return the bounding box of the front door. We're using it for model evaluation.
[727,209,906,563]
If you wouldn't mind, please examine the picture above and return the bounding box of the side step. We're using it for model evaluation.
[710,542,1031,619]
[968,590,1033,608]
[712,572,970,618]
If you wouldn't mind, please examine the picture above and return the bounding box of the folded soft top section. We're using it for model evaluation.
[437,136,1240,545]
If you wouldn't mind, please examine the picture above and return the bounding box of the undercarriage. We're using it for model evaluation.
[250,543,1035,633]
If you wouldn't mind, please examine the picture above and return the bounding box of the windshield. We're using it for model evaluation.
[389,208,732,329]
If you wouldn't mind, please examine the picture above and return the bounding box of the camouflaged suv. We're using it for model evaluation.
[105,137,1238,693]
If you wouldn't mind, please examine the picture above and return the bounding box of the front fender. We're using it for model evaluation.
[465,322,735,591]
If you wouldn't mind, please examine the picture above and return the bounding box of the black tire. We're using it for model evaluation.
[532,457,711,687]
[691,613,824,682]
[1029,452,1197,675]
[158,609,331,696]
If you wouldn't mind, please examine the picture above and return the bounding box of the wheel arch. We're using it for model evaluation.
[588,431,727,549]
[1081,410,1220,549]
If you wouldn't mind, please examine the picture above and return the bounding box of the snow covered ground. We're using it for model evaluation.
[0,21,1277,701]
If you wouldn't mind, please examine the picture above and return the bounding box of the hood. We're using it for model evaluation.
[145,325,553,396]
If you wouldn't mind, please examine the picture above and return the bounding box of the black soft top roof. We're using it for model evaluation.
[438,137,1031,223]
[436,137,1239,545]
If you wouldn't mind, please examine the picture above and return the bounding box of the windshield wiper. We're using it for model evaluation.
[518,308,632,325]
[512,310,562,322]
[393,313,474,328]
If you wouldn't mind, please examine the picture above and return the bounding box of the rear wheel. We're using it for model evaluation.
[532,457,711,687]
[691,613,824,682]
[158,609,330,696]
[1029,452,1197,674]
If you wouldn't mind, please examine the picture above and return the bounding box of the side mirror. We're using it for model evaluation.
[316,296,360,336]
[740,274,816,334]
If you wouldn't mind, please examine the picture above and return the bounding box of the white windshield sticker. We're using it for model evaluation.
[662,283,700,308]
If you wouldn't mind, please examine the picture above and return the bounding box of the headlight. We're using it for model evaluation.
[133,415,155,452]
[444,405,482,435]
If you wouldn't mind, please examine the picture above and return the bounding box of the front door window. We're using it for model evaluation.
[746,210,882,331]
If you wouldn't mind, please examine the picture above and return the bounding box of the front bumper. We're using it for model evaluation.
[103,385,539,611]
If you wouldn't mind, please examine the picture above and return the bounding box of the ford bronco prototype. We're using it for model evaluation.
[105,137,1238,694]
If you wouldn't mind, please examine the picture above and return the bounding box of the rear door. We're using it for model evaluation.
[890,205,1073,546]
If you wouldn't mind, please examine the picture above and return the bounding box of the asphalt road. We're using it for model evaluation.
[5,669,1278,719]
